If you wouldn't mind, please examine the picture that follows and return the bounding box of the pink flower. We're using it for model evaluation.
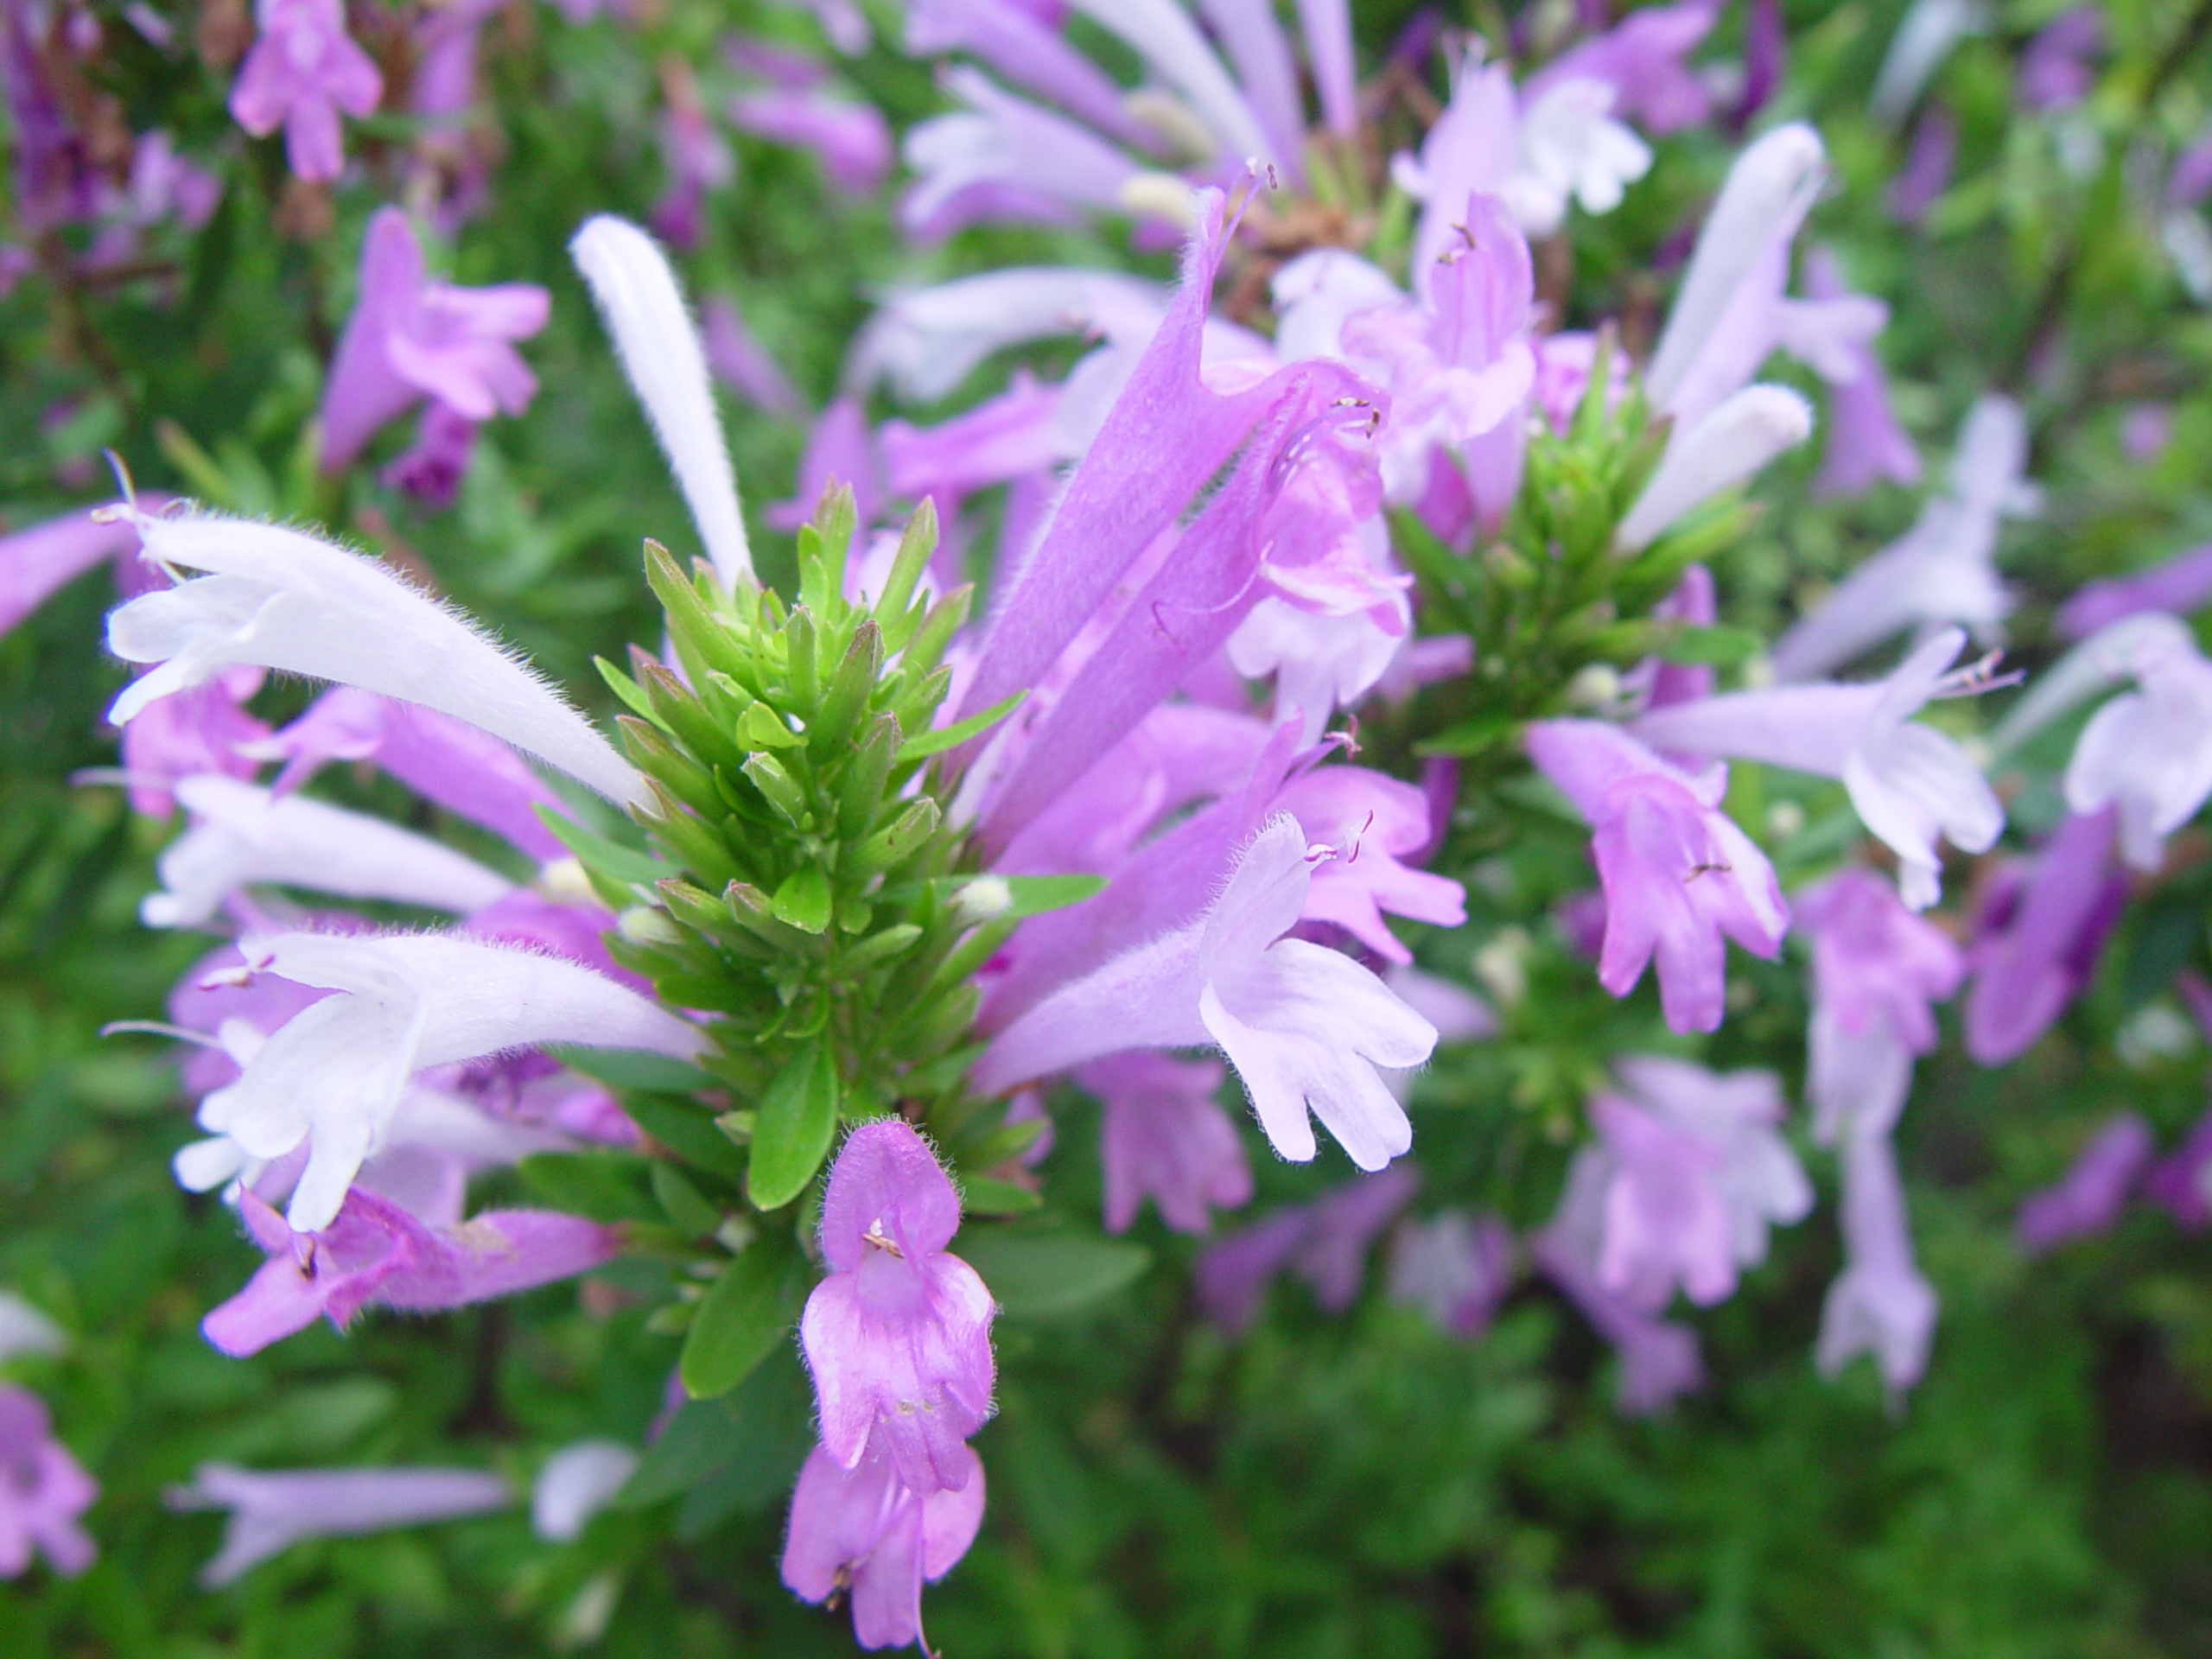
[2016,1113,2155,1255]
[228,0,384,183]
[0,1388,96,1579]
[780,1433,986,1651]
[318,208,550,473]
[1524,720,1786,1033]
[1081,1051,1251,1236]
[800,1122,996,1495]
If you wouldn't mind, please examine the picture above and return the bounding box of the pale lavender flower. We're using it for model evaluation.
[0,1388,96,1579]
[975,815,1437,1172]
[701,296,804,420]
[2060,619,2212,870]
[1527,0,1719,135]
[201,1187,619,1357]
[1815,1129,1936,1393]
[228,0,383,182]
[1388,1209,1516,1338]
[2120,402,2173,463]
[168,1463,511,1587]
[1081,1051,1252,1236]
[1531,1168,1704,1414]
[781,1433,986,1651]
[105,507,640,804]
[1770,397,2033,681]
[1613,385,1814,550]
[2017,1113,2154,1254]
[768,397,882,532]
[0,1294,65,1364]
[2019,7,2100,111]
[1962,806,2126,1065]
[729,84,891,194]
[1291,1165,1420,1308]
[1739,0,1786,123]
[904,0,1158,149]
[1634,627,2005,910]
[1796,866,1965,1141]
[901,67,1147,240]
[1195,1208,1311,1332]
[410,0,502,122]
[801,1122,995,1495]
[1870,0,1990,127]
[245,685,567,861]
[1523,720,1786,1033]
[175,931,702,1233]
[650,61,734,250]
[1275,766,1465,963]
[318,208,550,473]
[137,774,512,930]
[1805,248,1922,498]
[1586,1057,1811,1311]
[855,265,1167,404]
[2171,124,2212,210]
[2,1,103,233]
[1382,963,1497,1042]
[531,1441,639,1542]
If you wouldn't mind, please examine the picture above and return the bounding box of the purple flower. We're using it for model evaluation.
[117,669,271,819]
[1816,1129,1936,1393]
[1195,1208,1311,1333]
[1890,105,1957,222]
[651,60,734,249]
[1523,720,1786,1033]
[2145,1107,2212,1229]
[0,506,151,639]
[2060,619,2212,871]
[1634,627,2005,910]
[378,403,478,509]
[1531,1184,1704,1414]
[1389,1209,1517,1339]
[228,0,384,182]
[800,1122,996,1495]
[728,85,891,194]
[2019,7,2101,111]
[767,397,882,532]
[0,1387,96,1579]
[2017,1113,2155,1255]
[1193,1166,1418,1331]
[168,1462,511,1587]
[1624,563,1717,712]
[976,816,1438,1172]
[1,3,104,233]
[318,208,550,473]
[1274,766,1466,963]
[245,685,567,861]
[1805,248,1922,499]
[202,1186,620,1357]
[781,1433,986,1651]
[1796,867,1965,1141]
[1585,1057,1810,1311]
[1962,807,2127,1065]
[1081,1051,1252,1235]
[1527,0,1720,135]
[701,296,804,421]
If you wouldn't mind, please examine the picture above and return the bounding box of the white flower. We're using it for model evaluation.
[185,931,703,1232]
[570,216,753,588]
[532,1441,641,1542]
[1508,78,1652,237]
[106,511,640,804]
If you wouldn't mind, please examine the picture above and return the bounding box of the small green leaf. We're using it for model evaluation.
[1652,623,1764,667]
[516,1152,659,1222]
[534,806,667,890]
[739,701,803,749]
[548,1046,716,1096]
[620,1092,749,1182]
[747,1044,840,1210]
[1414,713,1522,758]
[594,656,657,721]
[895,689,1026,762]
[772,865,833,934]
[930,873,1108,922]
[956,1177,1044,1217]
[680,1243,801,1399]
[956,1228,1150,1317]
[652,1162,723,1236]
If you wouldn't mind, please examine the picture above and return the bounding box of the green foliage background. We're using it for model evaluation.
[3,0,2212,1653]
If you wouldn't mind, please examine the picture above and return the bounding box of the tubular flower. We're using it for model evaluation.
[0,1388,96,1580]
[228,0,383,182]
[168,1463,511,1587]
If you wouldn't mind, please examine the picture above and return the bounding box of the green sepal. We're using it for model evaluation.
[771,865,834,934]
[633,782,742,890]
[874,500,938,639]
[850,798,940,876]
[644,538,740,684]
[836,712,902,841]
[594,655,656,721]
[837,923,923,977]
[896,688,1025,763]
[741,751,811,830]
[620,715,724,822]
[812,620,884,753]
[784,607,818,713]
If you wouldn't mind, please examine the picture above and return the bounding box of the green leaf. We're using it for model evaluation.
[1415,713,1522,758]
[956,1228,1150,1317]
[739,700,802,749]
[772,864,833,934]
[895,689,1026,762]
[516,1152,659,1222]
[956,1176,1045,1217]
[594,656,657,721]
[534,806,667,889]
[746,1043,840,1210]
[679,1243,801,1399]
[548,1046,717,1096]
[620,1091,749,1183]
[931,873,1109,922]
[652,1162,723,1236]
[1652,623,1765,667]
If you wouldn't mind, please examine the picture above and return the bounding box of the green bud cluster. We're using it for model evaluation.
[1390,336,1762,782]
[538,488,1052,1399]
